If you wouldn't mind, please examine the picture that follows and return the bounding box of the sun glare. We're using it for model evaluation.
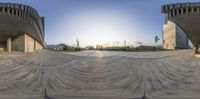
[63,9,130,46]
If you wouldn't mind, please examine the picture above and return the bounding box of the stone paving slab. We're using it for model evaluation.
[63,50,193,58]
[0,50,199,99]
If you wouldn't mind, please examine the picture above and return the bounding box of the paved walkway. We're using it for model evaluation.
[0,50,199,99]
[63,50,193,58]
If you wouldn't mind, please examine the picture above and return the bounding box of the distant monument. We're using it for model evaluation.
[124,40,126,47]
[76,38,80,51]
[76,38,80,48]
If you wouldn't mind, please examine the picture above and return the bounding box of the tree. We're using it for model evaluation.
[155,36,160,46]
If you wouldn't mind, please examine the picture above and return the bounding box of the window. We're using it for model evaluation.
[14,9,16,15]
[179,9,181,14]
[194,7,197,13]
[188,8,191,13]
[183,8,186,13]
[174,9,177,15]
[9,9,12,14]
[170,10,173,17]
[5,8,7,13]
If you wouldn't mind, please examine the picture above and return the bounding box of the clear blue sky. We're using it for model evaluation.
[1,0,199,46]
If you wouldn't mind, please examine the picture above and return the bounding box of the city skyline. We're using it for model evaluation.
[1,0,199,47]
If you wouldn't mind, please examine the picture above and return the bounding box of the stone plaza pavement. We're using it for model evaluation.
[0,49,200,99]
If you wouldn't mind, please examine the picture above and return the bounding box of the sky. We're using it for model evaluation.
[0,0,199,47]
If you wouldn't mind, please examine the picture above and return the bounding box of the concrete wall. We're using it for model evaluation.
[34,40,43,51]
[12,34,25,51]
[163,21,189,49]
[24,33,35,52]
[0,43,5,51]
[0,3,44,48]
[176,26,189,49]
[8,33,43,52]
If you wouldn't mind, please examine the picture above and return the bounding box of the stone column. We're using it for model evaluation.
[191,7,194,13]
[172,9,175,16]
[7,37,11,52]
[19,11,22,18]
[186,7,189,14]
[12,9,14,15]
[176,9,179,15]
[2,7,4,14]
[16,10,18,17]
[181,8,184,15]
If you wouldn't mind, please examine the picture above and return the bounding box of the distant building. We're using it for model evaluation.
[46,43,65,50]
[86,45,94,50]
[55,43,65,50]
[163,21,189,49]
[96,45,103,49]
[46,45,55,49]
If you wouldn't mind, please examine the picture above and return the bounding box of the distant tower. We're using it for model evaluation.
[155,36,159,46]
[116,41,120,46]
[124,40,126,47]
[76,38,80,48]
